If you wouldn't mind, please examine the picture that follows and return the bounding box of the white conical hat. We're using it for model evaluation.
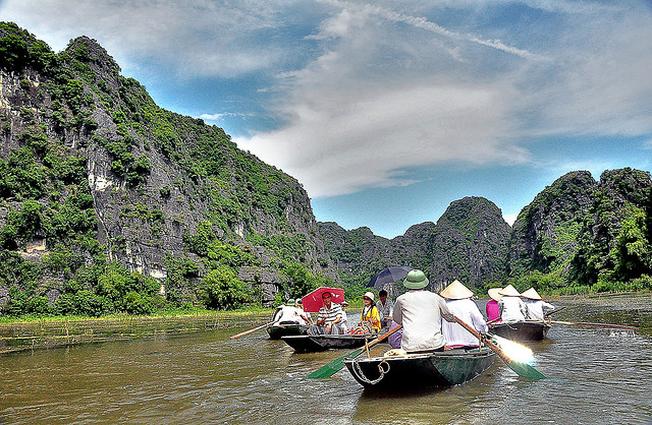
[521,287,542,300]
[440,279,474,300]
[499,284,521,297]
[488,287,503,301]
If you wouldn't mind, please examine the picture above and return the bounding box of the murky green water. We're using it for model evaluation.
[1,295,652,424]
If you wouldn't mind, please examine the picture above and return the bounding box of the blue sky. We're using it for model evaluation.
[2,0,651,237]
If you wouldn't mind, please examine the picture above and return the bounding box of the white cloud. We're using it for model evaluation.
[0,0,292,78]
[198,112,253,122]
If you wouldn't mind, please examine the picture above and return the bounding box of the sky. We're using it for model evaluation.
[2,0,651,237]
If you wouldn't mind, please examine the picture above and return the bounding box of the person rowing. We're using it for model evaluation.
[521,288,555,321]
[272,299,309,326]
[392,269,455,352]
[498,284,527,322]
[440,280,488,349]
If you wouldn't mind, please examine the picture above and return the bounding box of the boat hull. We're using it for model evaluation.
[266,323,308,340]
[281,335,371,353]
[344,347,495,389]
[489,320,550,341]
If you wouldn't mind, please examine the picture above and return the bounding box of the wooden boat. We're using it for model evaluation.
[281,334,372,353]
[266,322,308,340]
[344,347,496,389]
[489,320,551,341]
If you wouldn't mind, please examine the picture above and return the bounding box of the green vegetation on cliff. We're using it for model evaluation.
[0,22,334,318]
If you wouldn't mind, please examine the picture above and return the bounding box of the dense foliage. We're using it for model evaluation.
[0,23,333,318]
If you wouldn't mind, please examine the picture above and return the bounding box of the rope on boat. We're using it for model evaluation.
[350,359,390,385]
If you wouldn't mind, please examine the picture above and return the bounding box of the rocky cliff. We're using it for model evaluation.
[0,23,334,314]
[319,197,511,290]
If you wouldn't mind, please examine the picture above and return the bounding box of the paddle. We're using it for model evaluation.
[544,305,566,317]
[551,320,638,331]
[454,317,546,380]
[230,321,275,339]
[307,325,402,379]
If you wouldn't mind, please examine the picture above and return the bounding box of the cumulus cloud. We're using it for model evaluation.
[0,0,294,77]
[4,0,650,200]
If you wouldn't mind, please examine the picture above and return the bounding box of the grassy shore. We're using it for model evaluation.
[0,306,275,354]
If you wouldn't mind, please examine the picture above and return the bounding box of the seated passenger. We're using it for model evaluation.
[376,289,394,330]
[350,292,381,335]
[309,292,348,335]
[521,288,555,321]
[486,288,502,323]
[498,285,527,322]
[440,280,488,349]
[273,299,309,326]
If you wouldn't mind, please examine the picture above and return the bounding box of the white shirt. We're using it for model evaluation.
[441,298,488,347]
[392,290,453,352]
[376,299,394,320]
[524,299,555,321]
[274,306,308,325]
[499,296,527,322]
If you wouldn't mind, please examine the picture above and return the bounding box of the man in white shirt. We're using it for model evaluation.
[521,288,555,321]
[439,280,488,348]
[273,299,309,326]
[392,269,455,352]
[498,285,528,322]
[376,289,394,330]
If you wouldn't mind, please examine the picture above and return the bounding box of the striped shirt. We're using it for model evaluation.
[318,303,343,324]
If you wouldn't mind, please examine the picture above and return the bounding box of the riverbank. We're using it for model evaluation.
[0,308,274,354]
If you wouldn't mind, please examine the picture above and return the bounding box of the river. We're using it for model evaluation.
[1,294,651,424]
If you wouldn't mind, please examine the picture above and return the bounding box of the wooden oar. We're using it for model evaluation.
[544,306,566,317]
[551,320,638,331]
[455,317,545,380]
[307,325,402,379]
[230,321,275,339]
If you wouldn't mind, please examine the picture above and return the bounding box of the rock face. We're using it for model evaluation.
[320,197,511,290]
[508,171,597,276]
[428,197,511,291]
[0,23,334,309]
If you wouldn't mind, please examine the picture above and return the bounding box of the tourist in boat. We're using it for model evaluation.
[351,292,381,335]
[440,280,488,348]
[376,289,394,330]
[294,299,312,324]
[340,300,350,329]
[310,291,348,335]
[486,287,502,323]
[272,299,309,326]
[498,285,528,322]
[521,288,555,321]
[392,269,455,352]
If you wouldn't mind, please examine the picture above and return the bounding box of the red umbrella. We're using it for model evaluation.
[301,287,345,313]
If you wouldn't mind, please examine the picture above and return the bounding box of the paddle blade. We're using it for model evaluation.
[506,360,546,380]
[307,348,363,379]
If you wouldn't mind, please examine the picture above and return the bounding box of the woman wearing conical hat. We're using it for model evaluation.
[486,288,502,323]
[521,288,555,321]
[440,280,488,349]
[498,284,528,322]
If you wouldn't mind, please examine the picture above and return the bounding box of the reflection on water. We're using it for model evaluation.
[1,295,652,424]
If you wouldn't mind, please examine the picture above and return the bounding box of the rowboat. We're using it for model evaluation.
[281,334,372,353]
[489,320,551,341]
[266,322,308,340]
[344,347,496,389]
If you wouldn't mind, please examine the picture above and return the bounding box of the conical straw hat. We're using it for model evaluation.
[521,287,542,300]
[499,284,521,297]
[488,288,503,301]
[440,279,474,300]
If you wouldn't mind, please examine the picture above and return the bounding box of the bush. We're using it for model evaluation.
[54,290,112,317]
[123,291,163,315]
[197,266,251,310]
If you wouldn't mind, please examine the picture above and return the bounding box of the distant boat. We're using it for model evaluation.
[489,320,551,341]
[281,334,372,353]
[344,347,496,389]
[266,322,308,340]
